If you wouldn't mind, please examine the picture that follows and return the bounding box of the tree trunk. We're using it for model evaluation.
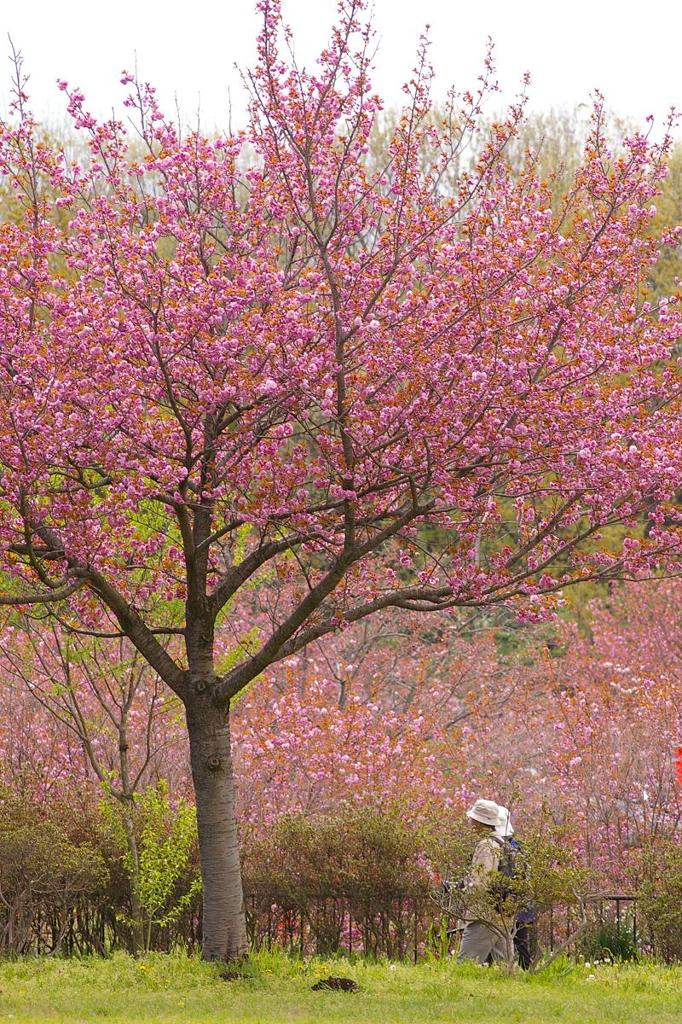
[185,696,247,961]
[120,801,145,954]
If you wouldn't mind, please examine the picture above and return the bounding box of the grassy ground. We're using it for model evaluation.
[0,950,680,1024]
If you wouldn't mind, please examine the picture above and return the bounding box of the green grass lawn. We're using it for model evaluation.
[0,951,680,1024]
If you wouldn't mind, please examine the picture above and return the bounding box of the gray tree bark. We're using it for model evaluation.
[185,696,247,961]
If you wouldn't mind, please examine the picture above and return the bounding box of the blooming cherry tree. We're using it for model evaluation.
[1,0,682,958]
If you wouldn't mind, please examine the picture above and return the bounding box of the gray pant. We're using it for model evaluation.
[457,921,512,964]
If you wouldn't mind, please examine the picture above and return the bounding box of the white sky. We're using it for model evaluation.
[2,0,681,134]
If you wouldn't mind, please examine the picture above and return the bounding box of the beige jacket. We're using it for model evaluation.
[466,835,501,888]
[460,834,503,924]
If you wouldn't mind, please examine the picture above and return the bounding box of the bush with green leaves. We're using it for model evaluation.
[0,802,107,955]
[577,919,638,962]
[425,813,593,969]
[242,809,432,956]
[100,782,202,951]
[636,839,682,962]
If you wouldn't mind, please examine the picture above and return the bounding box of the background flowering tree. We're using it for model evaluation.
[1,0,682,959]
[0,622,184,950]
[456,580,682,884]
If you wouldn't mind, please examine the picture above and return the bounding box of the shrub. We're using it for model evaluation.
[637,839,682,961]
[242,809,432,956]
[578,920,638,962]
[98,783,202,952]
[0,819,107,955]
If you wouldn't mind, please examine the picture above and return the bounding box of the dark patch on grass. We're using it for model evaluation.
[311,977,359,993]
[219,969,246,982]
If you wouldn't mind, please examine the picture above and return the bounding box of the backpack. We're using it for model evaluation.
[490,835,522,912]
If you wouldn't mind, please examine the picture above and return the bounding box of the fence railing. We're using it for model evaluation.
[244,892,645,962]
[0,890,647,961]
[245,893,425,961]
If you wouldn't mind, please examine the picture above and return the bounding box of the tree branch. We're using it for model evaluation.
[0,580,84,605]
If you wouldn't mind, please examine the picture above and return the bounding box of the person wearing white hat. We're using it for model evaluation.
[457,799,513,965]
[495,805,514,838]
[466,798,500,829]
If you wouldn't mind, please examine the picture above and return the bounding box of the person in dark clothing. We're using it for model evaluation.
[494,805,535,970]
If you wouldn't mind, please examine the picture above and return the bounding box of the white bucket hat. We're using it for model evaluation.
[466,798,500,827]
[495,805,514,837]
